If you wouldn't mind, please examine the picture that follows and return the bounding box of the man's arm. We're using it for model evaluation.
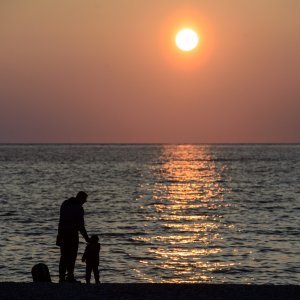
[82,246,87,262]
[80,227,90,243]
[78,206,90,242]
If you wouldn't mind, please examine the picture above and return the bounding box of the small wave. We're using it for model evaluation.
[0,212,15,216]
[126,254,158,261]
[285,267,300,273]
[101,232,146,238]
[212,267,254,274]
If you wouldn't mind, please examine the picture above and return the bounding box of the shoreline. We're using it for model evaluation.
[0,283,299,300]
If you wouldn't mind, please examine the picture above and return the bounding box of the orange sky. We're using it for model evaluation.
[1,0,300,143]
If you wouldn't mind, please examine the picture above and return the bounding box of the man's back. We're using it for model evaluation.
[58,197,84,233]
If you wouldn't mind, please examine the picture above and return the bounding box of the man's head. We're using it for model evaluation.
[76,191,88,205]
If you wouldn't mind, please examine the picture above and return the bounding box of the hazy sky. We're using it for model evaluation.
[1,0,300,143]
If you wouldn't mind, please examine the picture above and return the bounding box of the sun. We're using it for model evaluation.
[175,28,199,52]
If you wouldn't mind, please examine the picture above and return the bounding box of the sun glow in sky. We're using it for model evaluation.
[175,29,199,51]
[1,0,300,143]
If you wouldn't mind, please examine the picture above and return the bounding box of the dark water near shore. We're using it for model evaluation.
[0,144,299,284]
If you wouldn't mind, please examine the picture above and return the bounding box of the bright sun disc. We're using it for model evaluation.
[175,28,199,51]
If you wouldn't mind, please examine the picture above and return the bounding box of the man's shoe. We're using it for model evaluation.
[66,276,81,283]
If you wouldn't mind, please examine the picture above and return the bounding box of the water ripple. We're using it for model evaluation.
[0,144,299,284]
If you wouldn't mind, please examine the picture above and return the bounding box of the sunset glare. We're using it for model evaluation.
[175,29,199,51]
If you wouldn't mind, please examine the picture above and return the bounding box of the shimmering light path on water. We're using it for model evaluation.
[0,145,299,283]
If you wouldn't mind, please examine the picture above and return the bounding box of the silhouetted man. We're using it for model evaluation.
[57,191,90,283]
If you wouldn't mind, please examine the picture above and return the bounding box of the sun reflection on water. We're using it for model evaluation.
[134,145,234,282]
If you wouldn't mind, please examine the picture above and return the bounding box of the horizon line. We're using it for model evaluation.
[0,142,299,146]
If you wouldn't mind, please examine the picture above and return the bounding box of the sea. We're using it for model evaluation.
[0,144,299,284]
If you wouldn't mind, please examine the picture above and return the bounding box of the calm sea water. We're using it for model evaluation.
[0,144,299,284]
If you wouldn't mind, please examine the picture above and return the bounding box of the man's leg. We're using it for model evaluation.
[65,242,78,281]
[59,245,67,282]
